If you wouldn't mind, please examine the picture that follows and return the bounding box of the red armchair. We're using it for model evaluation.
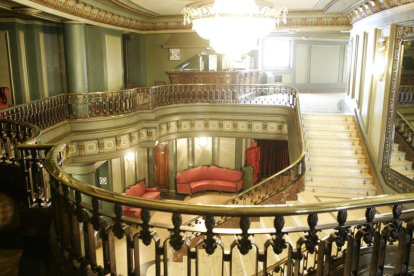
[123,179,160,218]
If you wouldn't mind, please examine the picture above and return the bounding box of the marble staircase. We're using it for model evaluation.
[391,142,414,179]
[303,114,377,196]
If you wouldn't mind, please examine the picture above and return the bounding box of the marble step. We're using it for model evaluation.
[306,139,360,147]
[305,131,359,139]
[303,122,356,129]
[391,154,408,162]
[304,125,357,133]
[306,174,373,185]
[306,155,367,165]
[390,159,413,170]
[307,164,369,174]
[391,150,406,157]
[306,143,362,150]
[304,182,377,196]
[392,143,400,151]
[394,168,414,178]
[306,150,364,157]
[302,114,354,123]
[304,127,358,134]
[306,147,363,156]
[307,170,372,180]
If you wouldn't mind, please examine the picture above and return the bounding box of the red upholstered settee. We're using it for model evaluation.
[123,179,160,218]
[175,166,243,196]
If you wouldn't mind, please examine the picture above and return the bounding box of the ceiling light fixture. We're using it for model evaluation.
[182,0,288,56]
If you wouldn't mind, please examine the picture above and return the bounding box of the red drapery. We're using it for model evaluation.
[256,140,290,178]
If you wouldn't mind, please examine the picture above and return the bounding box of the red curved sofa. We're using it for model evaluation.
[175,166,243,196]
[123,179,160,218]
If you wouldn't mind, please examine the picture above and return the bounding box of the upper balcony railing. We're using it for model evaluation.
[0,84,297,126]
[2,84,414,276]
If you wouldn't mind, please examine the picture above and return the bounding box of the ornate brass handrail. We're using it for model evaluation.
[5,85,414,276]
[184,95,306,226]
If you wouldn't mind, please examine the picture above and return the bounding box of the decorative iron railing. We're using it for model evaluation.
[398,85,414,105]
[396,111,414,149]
[0,119,55,207]
[3,84,413,276]
[0,84,297,125]
[184,95,305,228]
[45,141,414,276]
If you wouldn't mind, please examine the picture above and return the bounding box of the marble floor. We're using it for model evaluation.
[299,92,353,114]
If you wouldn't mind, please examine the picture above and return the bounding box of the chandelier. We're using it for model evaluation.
[182,0,288,56]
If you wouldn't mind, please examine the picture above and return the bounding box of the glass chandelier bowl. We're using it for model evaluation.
[182,0,288,56]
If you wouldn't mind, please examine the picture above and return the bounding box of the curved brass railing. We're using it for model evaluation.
[3,85,414,276]
[185,96,306,227]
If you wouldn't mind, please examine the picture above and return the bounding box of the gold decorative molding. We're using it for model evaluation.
[29,0,191,32]
[346,0,414,25]
[16,0,350,32]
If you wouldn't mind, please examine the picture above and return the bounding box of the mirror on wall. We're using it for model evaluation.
[390,40,414,180]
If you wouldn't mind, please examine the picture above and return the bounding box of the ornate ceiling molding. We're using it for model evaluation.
[345,0,414,24]
[13,0,351,32]
[109,0,182,19]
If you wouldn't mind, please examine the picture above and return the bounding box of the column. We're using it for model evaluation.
[63,22,88,93]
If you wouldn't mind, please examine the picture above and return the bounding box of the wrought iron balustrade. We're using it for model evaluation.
[4,84,414,276]
[398,85,414,105]
[0,119,55,208]
[396,111,414,149]
[44,141,414,276]
[0,84,297,127]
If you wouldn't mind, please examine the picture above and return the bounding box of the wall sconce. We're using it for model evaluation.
[126,152,135,162]
[373,37,387,81]
[198,137,208,147]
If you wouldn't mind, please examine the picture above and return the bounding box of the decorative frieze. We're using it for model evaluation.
[26,0,350,32]
[67,118,287,158]
[346,0,414,24]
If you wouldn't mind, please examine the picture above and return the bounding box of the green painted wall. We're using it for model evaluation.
[145,33,207,86]
[0,21,66,105]
[125,33,147,87]
[85,26,124,92]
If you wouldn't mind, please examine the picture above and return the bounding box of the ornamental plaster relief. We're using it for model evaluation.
[67,118,287,157]
[346,0,414,24]
[19,0,350,32]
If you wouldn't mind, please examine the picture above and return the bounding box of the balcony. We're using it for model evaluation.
[0,84,413,276]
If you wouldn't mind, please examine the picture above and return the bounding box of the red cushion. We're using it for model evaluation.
[176,166,242,184]
[142,192,161,200]
[208,166,242,182]
[177,183,191,194]
[126,180,146,197]
[190,180,238,193]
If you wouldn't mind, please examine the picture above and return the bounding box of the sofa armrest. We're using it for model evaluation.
[146,187,159,192]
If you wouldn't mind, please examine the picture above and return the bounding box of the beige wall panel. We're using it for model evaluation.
[105,34,123,90]
[310,45,341,84]
[111,158,123,193]
[124,155,136,187]
[368,81,386,162]
[39,32,49,98]
[177,138,188,172]
[342,46,348,84]
[354,35,365,106]
[295,44,309,84]
[360,30,376,128]
[137,148,148,181]
[218,137,236,169]
[195,137,212,167]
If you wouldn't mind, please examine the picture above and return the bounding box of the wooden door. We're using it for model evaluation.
[153,142,170,190]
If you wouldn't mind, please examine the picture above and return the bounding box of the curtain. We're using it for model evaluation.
[256,140,290,178]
